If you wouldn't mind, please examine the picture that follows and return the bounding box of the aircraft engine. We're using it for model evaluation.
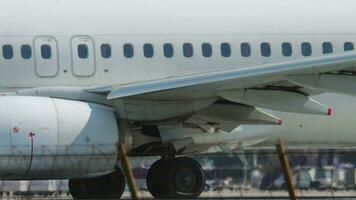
[0,96,119,180]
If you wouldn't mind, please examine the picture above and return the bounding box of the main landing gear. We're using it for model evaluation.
[146,157,206,199]
[68,156,205,199]
[68,168,126,199]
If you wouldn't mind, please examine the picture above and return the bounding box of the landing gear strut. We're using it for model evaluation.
[69,168,126,199]
[146,157,205,199]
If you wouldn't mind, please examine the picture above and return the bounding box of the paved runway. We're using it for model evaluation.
[0,197,355,199]
[0,190,355,199]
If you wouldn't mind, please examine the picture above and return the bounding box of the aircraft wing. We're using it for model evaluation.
[14,52,356,129]
[98,52,356,100]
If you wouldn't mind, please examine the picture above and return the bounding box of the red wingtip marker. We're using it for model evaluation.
[327,108,333,116]
[277,119,283,125]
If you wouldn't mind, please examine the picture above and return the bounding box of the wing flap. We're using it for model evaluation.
[185,103,282,132]
[218,89,331,115]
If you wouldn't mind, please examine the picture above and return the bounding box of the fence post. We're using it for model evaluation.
[276,139,298,200]
[117,144,141,200]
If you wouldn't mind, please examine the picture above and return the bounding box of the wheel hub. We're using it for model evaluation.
[146,157,205,199]
[174,167,197,193]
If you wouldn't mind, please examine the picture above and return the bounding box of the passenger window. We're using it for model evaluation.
[163,43,174,58]
[41,44,52,59]
[123,44,134,58]
[282,42,292,57]
[77,44,88,59]
[183,43,193,57]
[2,45,13,59]
[344,42,354,51]
[21,45,32,59]
[143,43,154,58]
[202,43,212,57]
[101,44,111,58]
[241,43,251,57]
[221,43,231,57]
[301,42,312,56]
[322,42,333,54]
[261,42,271,57]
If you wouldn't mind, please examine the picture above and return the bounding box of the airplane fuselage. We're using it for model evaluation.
[0,0,355,183]
[0,0,355,94]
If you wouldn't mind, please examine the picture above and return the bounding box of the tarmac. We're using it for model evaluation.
[0,188,355,199]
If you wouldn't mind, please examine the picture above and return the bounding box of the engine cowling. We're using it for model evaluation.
[0,96,119,180]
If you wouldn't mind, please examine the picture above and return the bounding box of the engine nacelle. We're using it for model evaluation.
[0,96,119,180]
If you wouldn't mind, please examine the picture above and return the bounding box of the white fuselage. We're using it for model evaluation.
[0,0,355,92]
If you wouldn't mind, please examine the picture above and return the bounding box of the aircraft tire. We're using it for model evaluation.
[146,157,205,199]
[146,158,172,198]
[68,168,126,199]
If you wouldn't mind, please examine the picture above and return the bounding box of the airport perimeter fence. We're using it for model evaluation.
[1,147,356,199]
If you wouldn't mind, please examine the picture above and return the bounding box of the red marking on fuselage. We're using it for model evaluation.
[29,132,35,138]
[12,127,19,133]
